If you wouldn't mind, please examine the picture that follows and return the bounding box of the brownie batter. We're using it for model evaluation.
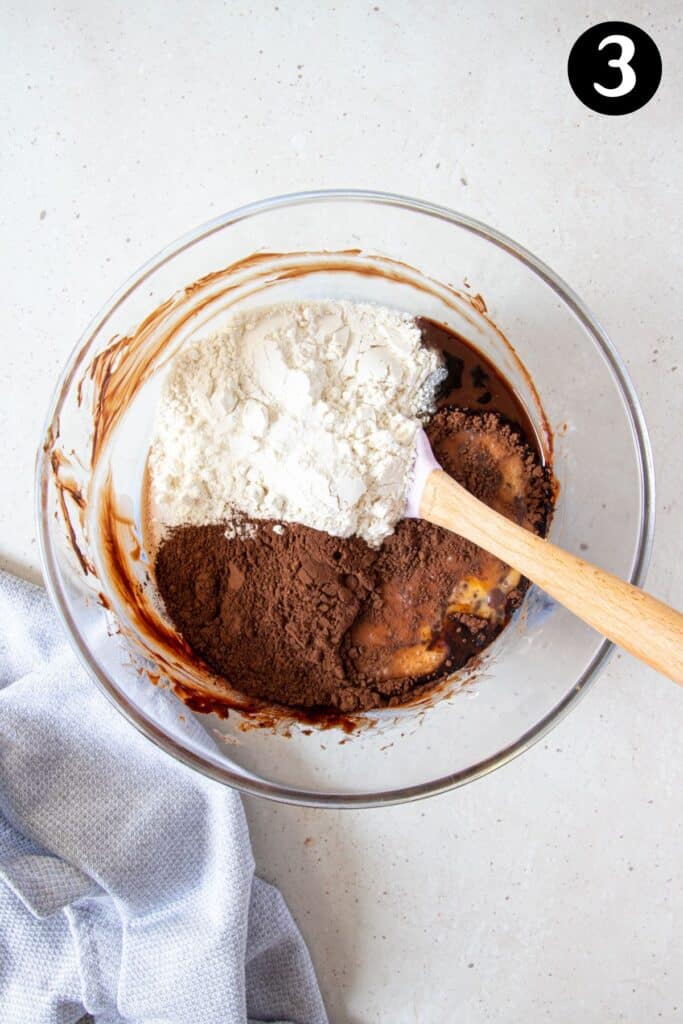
[153,320,554,713]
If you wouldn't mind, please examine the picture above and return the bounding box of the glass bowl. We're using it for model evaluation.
[36,190,654,807]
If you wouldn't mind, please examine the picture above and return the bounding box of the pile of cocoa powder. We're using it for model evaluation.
[154,407,554,713]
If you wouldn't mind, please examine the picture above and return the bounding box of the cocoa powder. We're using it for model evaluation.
[154,406,554,713]
[428,408,553,534]
[155,522,376,708]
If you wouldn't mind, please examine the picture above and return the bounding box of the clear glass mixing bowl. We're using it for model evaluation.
[36,190,654,807]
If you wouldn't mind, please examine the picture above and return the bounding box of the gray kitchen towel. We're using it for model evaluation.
[0,570,328,1024]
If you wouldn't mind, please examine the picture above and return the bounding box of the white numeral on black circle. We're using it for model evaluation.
[594,34,637,97]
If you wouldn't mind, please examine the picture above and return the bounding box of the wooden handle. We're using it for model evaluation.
[421,470,683,686]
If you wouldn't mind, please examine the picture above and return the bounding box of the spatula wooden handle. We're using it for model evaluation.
[421,470,683,686]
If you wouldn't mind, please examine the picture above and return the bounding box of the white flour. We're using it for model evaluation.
[149,301,444,546]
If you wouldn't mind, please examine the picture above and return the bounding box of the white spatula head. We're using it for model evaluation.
[405,427,442,519]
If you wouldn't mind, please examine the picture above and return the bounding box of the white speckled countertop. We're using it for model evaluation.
[2,2,681,1020]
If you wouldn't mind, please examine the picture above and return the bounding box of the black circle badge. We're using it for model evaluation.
[568,22,662,115]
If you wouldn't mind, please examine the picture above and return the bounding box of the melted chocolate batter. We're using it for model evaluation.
[154,319,554,713]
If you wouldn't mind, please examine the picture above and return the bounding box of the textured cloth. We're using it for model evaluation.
[0,571,327,1024]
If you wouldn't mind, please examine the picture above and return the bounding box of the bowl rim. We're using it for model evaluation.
[35,188,656,808]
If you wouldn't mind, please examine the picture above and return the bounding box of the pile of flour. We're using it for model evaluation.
[149,300,444,547]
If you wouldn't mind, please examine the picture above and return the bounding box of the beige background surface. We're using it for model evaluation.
[2,2,681,1020]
